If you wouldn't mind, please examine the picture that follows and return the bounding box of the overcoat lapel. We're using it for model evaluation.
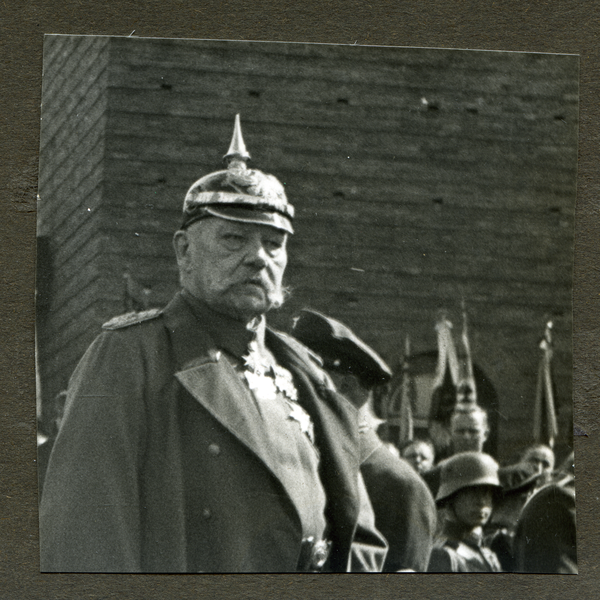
[162,295,364,569]
[162,294,302,525]
[266,329,361,571]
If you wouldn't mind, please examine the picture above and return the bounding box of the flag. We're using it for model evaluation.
[432,312,459,390]
[378,335,414,446]
[456,300,477,404]
[533,321,559,448]
[429,312,459,426]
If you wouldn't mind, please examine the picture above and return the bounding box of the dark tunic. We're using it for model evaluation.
[39,292,387,572]
[513,477,577,573]
[428,521,502,572]
[359,427,437,572]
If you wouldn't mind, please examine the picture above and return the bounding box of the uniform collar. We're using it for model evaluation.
[180,289,267,359]
[442,517,484,547]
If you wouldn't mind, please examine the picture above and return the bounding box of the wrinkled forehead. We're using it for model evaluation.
[187,215,288,239]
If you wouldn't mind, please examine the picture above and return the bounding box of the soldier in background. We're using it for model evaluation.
[293,309,437,572]
[521,443,555,487]
[484,462,543,571]
[428,452,502,572]
[450,404,490,454]
[39,116,387,573]
[423,404,491,498]
[401,439,436,476]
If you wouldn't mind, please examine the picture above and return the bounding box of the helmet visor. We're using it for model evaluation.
[182,205,294,234]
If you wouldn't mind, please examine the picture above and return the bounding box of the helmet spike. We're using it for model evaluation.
[224,113,251,166]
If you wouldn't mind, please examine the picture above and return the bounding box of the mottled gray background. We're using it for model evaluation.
[1,2,598,598]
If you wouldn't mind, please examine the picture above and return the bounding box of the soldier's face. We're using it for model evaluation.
[402,441,435,474]
[523,446,555,483]
[452,486,494,528]
[174,218,288,321]
[328,371,370,409]
[450,412,488,453]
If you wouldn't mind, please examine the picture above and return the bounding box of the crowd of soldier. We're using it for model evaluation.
[294,310,576,573]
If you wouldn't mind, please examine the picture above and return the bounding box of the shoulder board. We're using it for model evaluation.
[102,308,162,330]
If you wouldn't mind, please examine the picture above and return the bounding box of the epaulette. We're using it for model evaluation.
[102,308,162,330]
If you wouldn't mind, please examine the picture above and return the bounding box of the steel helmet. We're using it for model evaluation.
[181,114,294,234]
[436,451,501,503]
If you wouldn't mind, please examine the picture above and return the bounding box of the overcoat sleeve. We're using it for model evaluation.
[359,440,437,572]
[427,545,456,572]
[347,472,389,572]
[39,330,147,572]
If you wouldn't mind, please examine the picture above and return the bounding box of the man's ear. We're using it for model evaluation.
[173,230,190,269]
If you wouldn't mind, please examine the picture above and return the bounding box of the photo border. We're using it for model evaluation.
[1,2,598,598]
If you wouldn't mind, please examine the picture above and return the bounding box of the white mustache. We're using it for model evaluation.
[235,278,290,311]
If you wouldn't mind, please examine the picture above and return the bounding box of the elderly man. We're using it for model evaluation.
[39,116,387,573]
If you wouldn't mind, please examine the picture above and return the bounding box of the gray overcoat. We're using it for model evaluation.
[39,293,386,572]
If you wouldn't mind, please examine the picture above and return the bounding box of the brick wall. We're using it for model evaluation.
[37,35,110,421]
[37,36,577,460]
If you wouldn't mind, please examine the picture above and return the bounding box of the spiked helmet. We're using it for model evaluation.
[182,114,294,234]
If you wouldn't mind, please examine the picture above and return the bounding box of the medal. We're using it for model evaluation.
[243,340,268,375]
[243,369,278,401]
[242,341,314,443]
[273,365,298,401]
[287,401,315,444]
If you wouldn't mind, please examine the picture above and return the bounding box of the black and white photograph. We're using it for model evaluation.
[35,35,577,574]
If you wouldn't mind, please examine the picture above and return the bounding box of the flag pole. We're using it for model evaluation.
[533,320,558,448]
[397,334,414,445]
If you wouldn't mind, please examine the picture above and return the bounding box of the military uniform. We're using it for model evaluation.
[483,461,543,571]
[40,115,389,572]
[39,291,387,572]
[292,308,436,572]
[428,523,502,572]
[359,427,437,572]
[428,451,503,572]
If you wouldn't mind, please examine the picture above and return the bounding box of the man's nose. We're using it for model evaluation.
[244,238,269,268]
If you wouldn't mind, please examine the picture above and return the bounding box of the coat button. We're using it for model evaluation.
[208,443,221,456]
[202,508,211,519]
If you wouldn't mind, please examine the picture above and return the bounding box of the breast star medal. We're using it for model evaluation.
[273,365,298,401]
[242,343,313,443]
[243,369,278,402]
